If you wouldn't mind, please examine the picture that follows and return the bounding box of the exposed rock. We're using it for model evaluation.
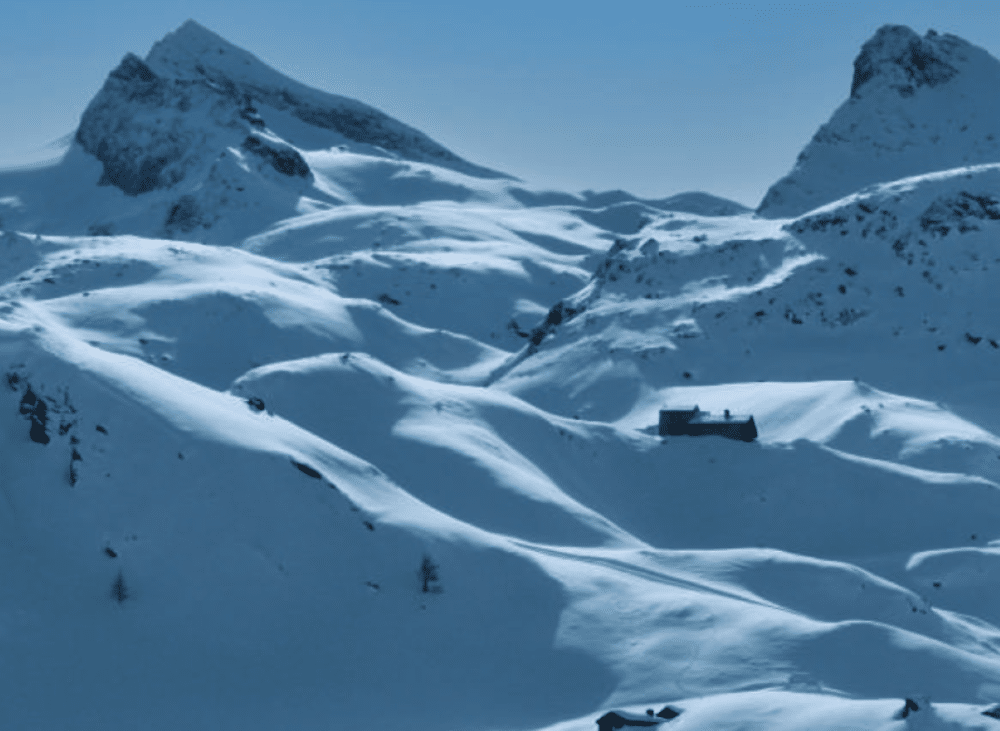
[291,460,321,479]
[851,26,959,97]
[528,300,582,347]
[894,697,921,720]
[758,25,1000,218]
[76,55,185,196]
[19,385,49,445]
[164,195,202,233]
[110,53,158,85]
[241,136,309,178]
[69,447,82,486]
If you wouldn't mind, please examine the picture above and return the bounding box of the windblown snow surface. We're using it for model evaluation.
[2,19,1000,731]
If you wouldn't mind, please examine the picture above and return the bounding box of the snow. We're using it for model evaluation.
[1,18,1000,731]
[144,20,512,179]
[758,25,1000,218]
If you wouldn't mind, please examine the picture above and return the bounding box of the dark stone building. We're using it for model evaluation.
[659,406,757,442]
[596,706,681,731]
[596,711,661,731]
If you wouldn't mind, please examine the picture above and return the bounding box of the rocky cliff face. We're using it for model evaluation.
[75,52,282,197]
[757,25,1000,218]
[849,25,961,97]
[72,47,320,239]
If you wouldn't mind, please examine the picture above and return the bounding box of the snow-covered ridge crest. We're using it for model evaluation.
[144,20,508,179]
[758,24,1000,219]
[0,19,748,245]
[73,20,507,201]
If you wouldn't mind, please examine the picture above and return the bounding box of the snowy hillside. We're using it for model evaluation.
[2,20,1000,731]
[496,162,1000,426]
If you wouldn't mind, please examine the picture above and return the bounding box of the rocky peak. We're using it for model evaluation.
[144,20,286,89]
[143,20,507,178]
[850,25,962,98]
[757,25,1000,219]
[73,20,507,202]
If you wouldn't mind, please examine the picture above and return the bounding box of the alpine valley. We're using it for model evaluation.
[3,20,1000,731]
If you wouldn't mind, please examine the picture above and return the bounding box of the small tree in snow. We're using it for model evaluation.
[111,571,129,604]
[418,555,442,594]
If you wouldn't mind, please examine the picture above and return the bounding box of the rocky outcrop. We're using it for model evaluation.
[19,384,49,444]
[75,52,249,197]
[240,135,309,178]
[850,26,960,97]
[757,25,1000,218]
[76,55,183,195]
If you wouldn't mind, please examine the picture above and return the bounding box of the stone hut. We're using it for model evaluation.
[659,405,757,442]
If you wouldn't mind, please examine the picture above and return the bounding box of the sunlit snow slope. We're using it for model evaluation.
[1,19,1000,731]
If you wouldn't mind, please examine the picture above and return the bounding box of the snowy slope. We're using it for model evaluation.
[495,162,1000,427]
[2,19,1000,731]
[758,25,1000,218]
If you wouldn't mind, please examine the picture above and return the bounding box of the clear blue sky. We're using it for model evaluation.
[1,1,997,207]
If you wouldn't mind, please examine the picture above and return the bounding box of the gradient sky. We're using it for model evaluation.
[1,1,998,207]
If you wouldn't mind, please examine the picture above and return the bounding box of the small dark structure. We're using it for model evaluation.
[595,711,661,731]
[659,405,757,442]
[596,706,681,731]
[895,698,921,720]
[291,460,321,479]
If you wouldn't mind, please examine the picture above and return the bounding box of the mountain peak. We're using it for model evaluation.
[850,25,962,98]
[757,25,1000,218]
[156,18,228,49]
[165,18,225,43]
[72,20,508,208]
[145,19,287,86]
[141,20,507,181]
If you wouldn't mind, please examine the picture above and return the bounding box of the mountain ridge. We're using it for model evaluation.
[143,20,512,180]
[1,19,746,248]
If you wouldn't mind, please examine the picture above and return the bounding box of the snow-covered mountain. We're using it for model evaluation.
[2,20,1000,731]
[758,25,1000,218]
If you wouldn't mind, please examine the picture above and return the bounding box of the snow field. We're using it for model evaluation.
[3,18,1000,731]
